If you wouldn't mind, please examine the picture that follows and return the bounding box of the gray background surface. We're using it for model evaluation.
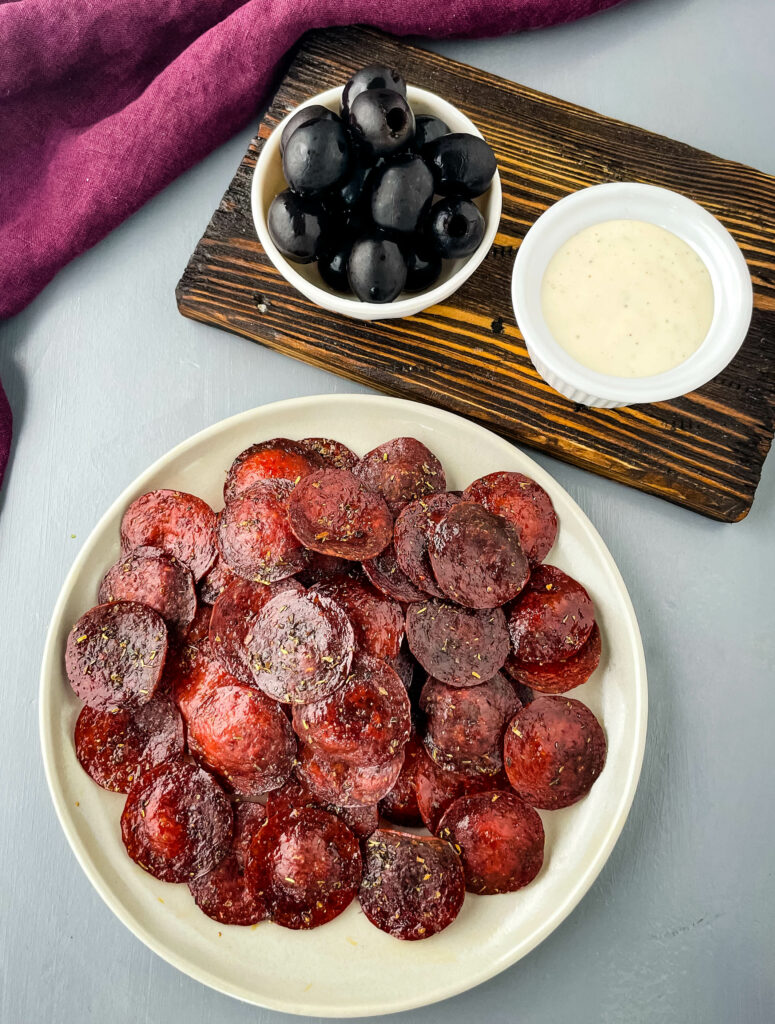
[2,0,773,1020]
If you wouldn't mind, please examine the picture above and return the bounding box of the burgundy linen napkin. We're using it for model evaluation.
[0,0,626,490]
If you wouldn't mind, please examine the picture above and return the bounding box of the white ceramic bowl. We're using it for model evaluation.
[40,394,647,1018]
[511,182,753,408]
[252,86,502,321]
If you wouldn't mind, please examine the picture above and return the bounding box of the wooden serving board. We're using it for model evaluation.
[176,26,775,523]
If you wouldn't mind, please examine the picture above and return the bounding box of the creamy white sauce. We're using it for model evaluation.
[540,219,714,377]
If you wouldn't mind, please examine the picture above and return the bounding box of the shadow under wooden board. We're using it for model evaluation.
[177,26,775,523]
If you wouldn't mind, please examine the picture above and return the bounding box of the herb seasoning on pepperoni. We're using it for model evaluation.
[437,791,544,894]
[75,694,184,793]
[428,502,530,609]
[353,437,446,515]
[506,622,601,693]
[224,438,324,502]
[415,747,510,833]
[288,468,393,560]
[217,478,309,584]
[503,695,607,809]
[362,542,427,604]
[359,829,465,940]
[245,807,361,929]
[379,730,424,826]
[266,778,379,839]
[167,635,237,722]
[121,761,232,883]
[247,590,355,704]
[296,745,404,807]
[197,557,241,606]
[98,548,196,636]
[394,492,461,597]
[405,599,509,686]
[463,471,557,565]
[508,564,595,664]
[300,437,358,471]
[120,489,217,581]
[309,575,404,661]
[65,601,168,712]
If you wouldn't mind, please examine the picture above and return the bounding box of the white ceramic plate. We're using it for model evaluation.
[40,394,647,1018]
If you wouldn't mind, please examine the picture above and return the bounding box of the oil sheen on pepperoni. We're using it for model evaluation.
[120,489,218,581]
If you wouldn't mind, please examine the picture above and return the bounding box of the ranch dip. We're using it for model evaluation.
[540,219,714,377]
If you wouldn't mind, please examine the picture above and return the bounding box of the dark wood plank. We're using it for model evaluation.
[176,26,775,523]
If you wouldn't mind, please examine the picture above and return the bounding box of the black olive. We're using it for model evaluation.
[282,119,352,196]
[341,65,407,119]
[280,105,340,155]
[427,198,485,259]
[348,236,407,303]
[267,190,328,263]
[413,115,450,151]
[403,245,443,292]
[347,89,415,159]
[370,154,435,234]
[318,244,353,293]
[424,132,497,198]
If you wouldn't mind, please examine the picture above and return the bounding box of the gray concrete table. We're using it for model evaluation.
[2,0,773,1020]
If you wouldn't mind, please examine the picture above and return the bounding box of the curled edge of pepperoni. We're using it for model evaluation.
[506,622,602,693]
[394,492,462,598]
[224,438,325,502]
[300,437,358,471]
[362,543,427,604]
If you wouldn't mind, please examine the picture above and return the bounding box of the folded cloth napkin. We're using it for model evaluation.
[0,0,626,490]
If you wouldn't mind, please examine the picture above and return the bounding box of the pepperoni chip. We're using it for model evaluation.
[98,548,196,636]
[415,748,509,833]
[245,807,361,929]
[183,603,212,646]
[437,791,544,894]
[428,502,530,609]
[508,564,595,664]
[266,778,379,839]
[309,575,404,661]
[463,471,557,565]
[197,557,241,606]
[217,478,309,584]
[65,601,168,712]
[405,599,509,687]
[296,745,404,807]
[120,489,217,581]
[209,577,305,685]
[300,437,358,471]
[394,492,461,597]
[167,635,238,722]
[420,672,521,774]
[187,682,296,796]
[362,543,426,604]
[379,731,424,826]
[386,640,416,692]
[359,829,465,940]
[503,695,607,809]
[121,761,232,883]
[507,622,602,693]
[75,695,184,793]
[247,590,354,705]
[224,438,324,502]
[288,468,393,561]
[353,437,446,515]
[188,803,269,926]
[293,654,411,766]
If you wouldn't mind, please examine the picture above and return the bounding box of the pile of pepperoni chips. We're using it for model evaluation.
[65,435,607,940]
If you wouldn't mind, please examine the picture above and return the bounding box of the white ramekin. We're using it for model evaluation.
[252,86,502,322]
[511,182,753,408]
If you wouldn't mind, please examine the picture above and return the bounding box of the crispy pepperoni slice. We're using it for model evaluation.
[167,635,238,722]
[246,590,355,704]
[74,694,184,793]
[415,747,509,833]
[463,471,557,565]
[186,681,296,796]
[378,730,424,826]
[245,807,361,929]
[197,557,241,606]
[353,437,446,515]
[65,601,168,712]
[506,622,602,693]
[309,575,404,661]
[503,695,607,809]
[209,578,305,685]
[266,778,379,839]
[405,599,509,687]
[288,468,393,561]
[386,640,416,693]
[508,564,595,665]
[183,603,213,646]
[420,672,521,775]
[300,437,358,471]
[394,492,461,597]
[217,479,309,584]
[120,489,217,581]
[293,654,411,767]
[121,761,232,883]
[98,548,196,637]
[224,438,324,502]
[362,543,427,604]
[359,829,465,940]
[437,791,544,894]
[188,803,269,926]
[296,745,404,807]
[428,502,530,609]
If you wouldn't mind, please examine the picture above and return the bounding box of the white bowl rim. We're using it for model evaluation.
[252,85,502,321]
[511,182,753,404]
